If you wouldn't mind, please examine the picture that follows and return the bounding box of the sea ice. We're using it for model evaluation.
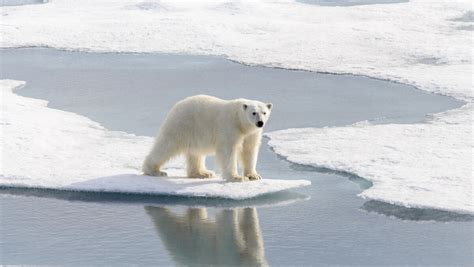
[267,104,473,214]
[0,80,310,199]
[1,0,472,212]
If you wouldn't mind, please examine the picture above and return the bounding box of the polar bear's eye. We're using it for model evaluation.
[263,112,267,115]
[252,112,256,116]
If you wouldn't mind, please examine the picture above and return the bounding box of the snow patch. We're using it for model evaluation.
[297,0,409,7]
[267,104,473,214]
[2,173,311,200]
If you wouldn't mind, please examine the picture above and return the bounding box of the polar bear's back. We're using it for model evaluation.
[157,95,236,152]
[169,94,228,123]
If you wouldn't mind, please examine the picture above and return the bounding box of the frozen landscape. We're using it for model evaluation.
[0,0,473,265]
[1,47,471,265]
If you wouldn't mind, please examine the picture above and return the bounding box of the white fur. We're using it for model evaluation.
[142,95,272,182]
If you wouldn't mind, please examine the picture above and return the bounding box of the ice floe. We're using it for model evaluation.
[267,104,473,214]
[0,80,309,199]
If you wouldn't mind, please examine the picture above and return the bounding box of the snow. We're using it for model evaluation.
[0,80,310,199]
[267,103,473,214]
[0,0,472,212]
[0,0,471,100]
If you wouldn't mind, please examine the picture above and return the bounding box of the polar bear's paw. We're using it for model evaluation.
[143,169,168,177]
[246,173,262,181]
[155,171,168,177]
[142,162,168,177]
[188,170,215,179]
[227,175,250,183]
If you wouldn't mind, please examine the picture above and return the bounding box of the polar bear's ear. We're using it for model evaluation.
[243,104,248,110]
[266,103,273,110]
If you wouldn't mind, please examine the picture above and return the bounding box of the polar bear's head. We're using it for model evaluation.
[241,101,273,130]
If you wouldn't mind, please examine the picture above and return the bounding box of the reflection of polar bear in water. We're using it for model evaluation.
[146,207,267,266]
[142,95,272,182]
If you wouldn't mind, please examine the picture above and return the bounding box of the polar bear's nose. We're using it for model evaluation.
[257,121,264,127]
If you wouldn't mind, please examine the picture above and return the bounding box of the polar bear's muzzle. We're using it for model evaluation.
[257,121,264,128]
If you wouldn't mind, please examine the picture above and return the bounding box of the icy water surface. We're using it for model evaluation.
[1,48,472,265]
[0,0,47,7]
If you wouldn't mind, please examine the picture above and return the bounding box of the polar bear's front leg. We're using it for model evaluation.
[241,132,262,180]
[216,139,248,182]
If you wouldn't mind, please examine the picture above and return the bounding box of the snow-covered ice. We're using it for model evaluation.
[267,103,473,214]
[0,0,472,212]
[0,80,310,199]
[0,0,471,99]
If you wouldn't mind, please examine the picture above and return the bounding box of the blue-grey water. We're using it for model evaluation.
[0,48,472,266]
[0,0,47,7]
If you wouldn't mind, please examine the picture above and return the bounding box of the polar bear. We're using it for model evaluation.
[142,95,272,182]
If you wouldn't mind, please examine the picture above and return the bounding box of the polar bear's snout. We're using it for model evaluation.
[257,121,264,128]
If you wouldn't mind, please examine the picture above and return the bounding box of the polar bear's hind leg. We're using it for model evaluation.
[142,137,181,177]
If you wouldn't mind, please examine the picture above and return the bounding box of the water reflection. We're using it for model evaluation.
[146,206,268,266]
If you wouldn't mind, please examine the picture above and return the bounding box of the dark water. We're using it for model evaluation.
[1,48,472,266]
